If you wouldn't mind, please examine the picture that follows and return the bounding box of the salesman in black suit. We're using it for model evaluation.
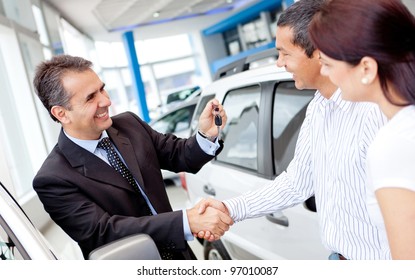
[32,54,232,260]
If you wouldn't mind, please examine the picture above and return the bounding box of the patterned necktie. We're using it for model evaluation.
[98,137,176,260]
[97,137,152,216]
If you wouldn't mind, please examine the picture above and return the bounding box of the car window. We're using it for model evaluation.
[151,104,196,134]
[216,85,261,170]
[166,86,200,104]
[272,82,314,175]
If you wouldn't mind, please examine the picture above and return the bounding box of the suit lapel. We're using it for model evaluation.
[107,127,146,192]
[58,130,135,193]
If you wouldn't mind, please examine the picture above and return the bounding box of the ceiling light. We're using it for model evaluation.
[153,11,160,18]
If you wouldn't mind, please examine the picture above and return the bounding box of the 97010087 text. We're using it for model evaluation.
[230,266,278,276]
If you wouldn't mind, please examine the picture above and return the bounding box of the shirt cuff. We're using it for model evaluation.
[223,196,247,222]
[182,209,194,241]
[196,132,220,156]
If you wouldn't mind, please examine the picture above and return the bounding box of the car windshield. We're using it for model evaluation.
[166,86,200,104]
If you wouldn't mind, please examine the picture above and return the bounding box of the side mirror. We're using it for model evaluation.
[88,233,161,260]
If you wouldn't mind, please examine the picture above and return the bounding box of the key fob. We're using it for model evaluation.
[215,114,222,126]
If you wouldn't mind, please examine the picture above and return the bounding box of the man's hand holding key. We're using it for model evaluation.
[198,99,226,142]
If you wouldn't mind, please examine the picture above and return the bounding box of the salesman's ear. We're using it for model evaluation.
[51,105,70,124]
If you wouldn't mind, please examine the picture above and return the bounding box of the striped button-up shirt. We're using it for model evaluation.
[224,89,389,259]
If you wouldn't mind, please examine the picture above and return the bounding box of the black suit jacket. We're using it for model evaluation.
[33,112,217,259]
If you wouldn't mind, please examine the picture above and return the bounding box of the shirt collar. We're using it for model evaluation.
[64,130,108,154]
[315,88,352,112]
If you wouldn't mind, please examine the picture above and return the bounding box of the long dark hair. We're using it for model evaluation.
[309,0,415,106]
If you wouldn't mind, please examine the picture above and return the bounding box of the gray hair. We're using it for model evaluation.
[33,55,93,122]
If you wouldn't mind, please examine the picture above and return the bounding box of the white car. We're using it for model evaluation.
[181,49,330,260]
[0,181,160,260]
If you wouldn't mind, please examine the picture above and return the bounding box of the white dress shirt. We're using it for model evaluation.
[224,89,389,259]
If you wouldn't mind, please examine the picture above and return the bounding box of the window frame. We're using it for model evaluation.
[208,79,314,181]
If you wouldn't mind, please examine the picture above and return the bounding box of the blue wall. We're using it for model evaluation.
[202,0,282,35]
[203,0,282,75]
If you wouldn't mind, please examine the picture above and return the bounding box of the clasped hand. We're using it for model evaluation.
[187,198,233,242]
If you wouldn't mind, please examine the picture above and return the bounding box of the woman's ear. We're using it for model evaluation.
[360,56,378,85]
[51,105,69,124]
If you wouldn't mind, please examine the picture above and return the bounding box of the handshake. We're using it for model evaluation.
[186,198,233,242]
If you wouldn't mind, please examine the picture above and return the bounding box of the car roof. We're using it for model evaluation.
[202,64,292,101]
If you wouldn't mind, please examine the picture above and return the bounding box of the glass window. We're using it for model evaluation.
[95,41,128,68]
[223,28,241,55]
[94,33,203,118]
[43,47,52,60]
[153,57,196,80]
[151,104,196,135]
[60,18,93,59]
[272,82,314,175]
[2,0,36,31]
[101,69,130,115]
[0,32,50,197]
[136,34,193,64]
[32,4,49,46]
[135,65,160,116]
[166,86,200,104]
[242,17,269,50]
[42,3,64,54]
[216,86,261,170]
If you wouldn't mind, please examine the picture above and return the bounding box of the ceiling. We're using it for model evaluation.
[44,0,259,41]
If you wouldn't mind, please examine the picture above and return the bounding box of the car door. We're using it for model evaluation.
[0,182,57,260]
[191,81,329,259]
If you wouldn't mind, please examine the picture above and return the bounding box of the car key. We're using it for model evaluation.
[213,106,222,140]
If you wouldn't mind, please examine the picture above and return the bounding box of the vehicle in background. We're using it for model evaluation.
[166,85,201,106]
[0,181,160,260]
[150,96,200,186]
[181,49,329,260]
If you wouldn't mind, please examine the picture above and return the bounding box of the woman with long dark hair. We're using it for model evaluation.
[309,0,415,259]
